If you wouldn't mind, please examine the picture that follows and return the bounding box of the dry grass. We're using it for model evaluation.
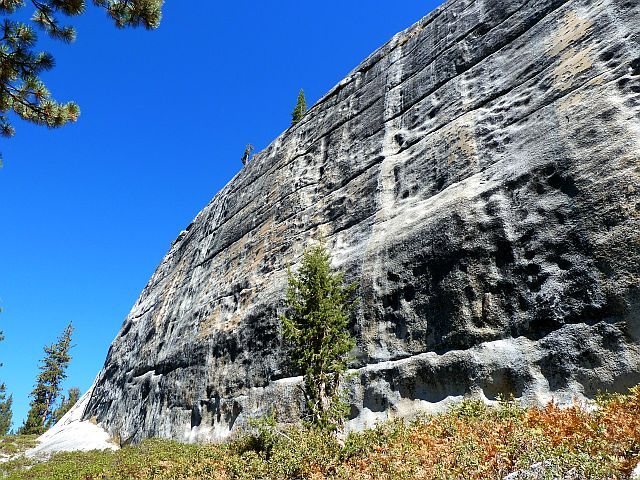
[337,391,640,479]
[2,386,640,479]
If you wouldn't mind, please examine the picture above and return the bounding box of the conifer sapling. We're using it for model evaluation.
[281,244,357,431]
[291,89,307,125]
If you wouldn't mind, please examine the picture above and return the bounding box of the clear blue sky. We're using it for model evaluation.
[0,0,443,429]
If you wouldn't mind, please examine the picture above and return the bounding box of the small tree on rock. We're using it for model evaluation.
[291,89,307,125]
[19,322,74,434]
[281,244,357,431]
[241,143,254,166]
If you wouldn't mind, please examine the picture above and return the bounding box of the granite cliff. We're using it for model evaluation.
[34,0,640,452]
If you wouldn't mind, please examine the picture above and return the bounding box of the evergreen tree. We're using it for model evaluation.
[281,244,357,431]
[52,386,80,424]
[0,393,12,435]
[291,89,307,125]
[0,0,163,162]
[0,309,12,436]
[241,143,254,166]
[19,322,74,435]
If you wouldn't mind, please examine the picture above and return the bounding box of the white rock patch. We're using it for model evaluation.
[26,382,118,458]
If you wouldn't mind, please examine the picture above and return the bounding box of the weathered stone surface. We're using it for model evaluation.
[44,0,640,448]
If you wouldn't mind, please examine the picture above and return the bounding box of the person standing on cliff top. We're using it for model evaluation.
[241,144,254,166]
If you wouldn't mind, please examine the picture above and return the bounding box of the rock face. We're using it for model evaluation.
[68,0,640,446]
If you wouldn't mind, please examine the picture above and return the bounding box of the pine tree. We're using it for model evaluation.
[0,0,163,163]
[19,322,74,435]
[51,386,80,424]
[0,393,12,435]
[281,244,357,431]
[0,309,12,436]
[291,89,307,125]
[241,143,254,165]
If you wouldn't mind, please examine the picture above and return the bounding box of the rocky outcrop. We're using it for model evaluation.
[50,0,640,447]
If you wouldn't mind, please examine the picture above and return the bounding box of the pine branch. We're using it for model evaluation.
[0,0,161,162]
